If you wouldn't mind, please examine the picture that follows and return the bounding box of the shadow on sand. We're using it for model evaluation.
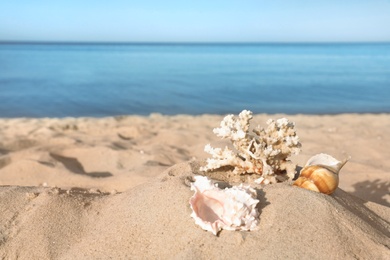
[350,179,390,207]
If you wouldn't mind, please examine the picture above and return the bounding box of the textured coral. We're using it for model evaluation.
[200,110,301,184]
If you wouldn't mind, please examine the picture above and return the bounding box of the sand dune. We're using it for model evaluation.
[0,113,389,258]
[0,161,389,259]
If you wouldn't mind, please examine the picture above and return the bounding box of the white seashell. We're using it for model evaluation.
[189,176,260,236]
[305,153,348,173]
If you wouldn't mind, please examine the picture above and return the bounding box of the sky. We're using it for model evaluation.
[0,0,390,42]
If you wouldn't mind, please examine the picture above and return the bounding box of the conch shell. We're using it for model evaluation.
[189,176,260,235]
[293,153,349,195]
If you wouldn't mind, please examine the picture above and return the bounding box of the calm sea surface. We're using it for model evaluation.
[0,43,389,117]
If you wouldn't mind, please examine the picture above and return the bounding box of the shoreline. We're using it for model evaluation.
[1,111,390,119]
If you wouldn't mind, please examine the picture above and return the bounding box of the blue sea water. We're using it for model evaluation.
[0,43,389,117]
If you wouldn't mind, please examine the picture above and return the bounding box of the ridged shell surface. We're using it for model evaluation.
[294,165,339,194]
[293,153,348,195]
[189,176,260,235]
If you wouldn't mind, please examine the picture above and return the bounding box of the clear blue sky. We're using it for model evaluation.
[1,0,389,42]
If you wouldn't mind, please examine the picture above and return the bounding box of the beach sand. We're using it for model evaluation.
[0,113,389,258]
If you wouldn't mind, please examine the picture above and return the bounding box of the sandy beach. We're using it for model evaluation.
[1,113,389,258]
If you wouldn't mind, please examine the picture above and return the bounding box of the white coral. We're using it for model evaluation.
[200,110,301,184]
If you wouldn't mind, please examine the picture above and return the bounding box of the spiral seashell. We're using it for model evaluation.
[293,153,349,195]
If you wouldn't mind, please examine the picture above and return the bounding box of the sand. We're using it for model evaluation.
[0,113,389,259]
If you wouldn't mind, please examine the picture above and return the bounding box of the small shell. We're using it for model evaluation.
[189,176,260,236]
[293,153,349,195]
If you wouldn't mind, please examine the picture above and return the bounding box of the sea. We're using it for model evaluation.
[0,42,389,118]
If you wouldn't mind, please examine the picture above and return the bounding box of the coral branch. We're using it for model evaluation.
[200,110,301,184]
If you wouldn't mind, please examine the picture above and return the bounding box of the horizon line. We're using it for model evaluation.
[1,40,390,45]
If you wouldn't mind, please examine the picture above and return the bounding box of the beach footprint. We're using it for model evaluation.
[50,153,113,178]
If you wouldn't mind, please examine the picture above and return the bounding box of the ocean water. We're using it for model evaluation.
[0,43,389,117]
